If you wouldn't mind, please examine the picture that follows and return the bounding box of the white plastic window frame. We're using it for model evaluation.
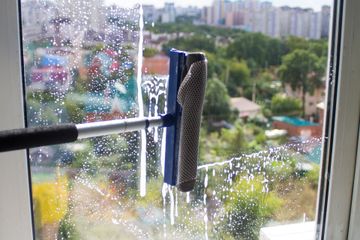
[0,0,33,239]
[0,0,359,239]
[316,0,360,239]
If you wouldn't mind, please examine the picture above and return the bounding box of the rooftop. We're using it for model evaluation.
[142,54,169,75]
[272,116,319,127]
[230,97,261,117]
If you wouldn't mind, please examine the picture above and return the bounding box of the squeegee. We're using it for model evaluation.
[0,49,207,192]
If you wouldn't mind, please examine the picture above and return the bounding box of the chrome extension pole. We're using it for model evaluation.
[77,116,164,139]
[0,114,174,152]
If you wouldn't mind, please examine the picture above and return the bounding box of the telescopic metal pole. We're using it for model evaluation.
[0,114,174,152]
[77,116,164,139]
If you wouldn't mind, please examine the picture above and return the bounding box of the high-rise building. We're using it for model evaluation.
[180,0,330,39]
[104,5,140,45]
[321,5,331,38]
[58,0,105,32]
[161,2,176,23]
[309,11,322,39]
[279,6,292,37]
[203,6,214,25]
[266,7,280,38]
[21,0,57,41]
[213,0,226,25]
[143,5,157,23]
[225,11,245,27]
[176,6,201,18]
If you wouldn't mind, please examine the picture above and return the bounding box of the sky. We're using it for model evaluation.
[105,0,332,11]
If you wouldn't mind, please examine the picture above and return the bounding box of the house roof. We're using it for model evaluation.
[142,54,169,75]
[40,54,68,67]
[272,116,319,126]
[230,97,261,117]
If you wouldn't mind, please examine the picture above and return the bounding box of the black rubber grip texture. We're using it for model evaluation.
[177,57,207,192]
[0,124,78,152]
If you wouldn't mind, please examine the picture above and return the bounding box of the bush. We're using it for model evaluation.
[305,165,320,189]
[64,98,85,124]
[271,94,302,117]
[143,48,159,58]
[265,156,297,183]
[219,176,282,239]
[32,176,69,229]
[58,214,80,240]
[220,123,247,156]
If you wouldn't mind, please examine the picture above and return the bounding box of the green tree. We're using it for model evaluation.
[267,38,288,66]
[227,33,267,67]
[243,71,281,103]
[206,53,228,79]
[227,32,287,68]
[285,36,309,52]
[278,49,324,117]
[143,47,159,58]
[146,22,241,38]
[309,41,328,58]
[199,123,247,162]
[162,35,215,53]
[220,123,247,156]
[285,36,328,58]
[203,77,233,124]
[271,94,302,117]
[225,61,250,96]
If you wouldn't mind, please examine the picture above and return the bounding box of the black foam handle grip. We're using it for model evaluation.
[0,124,78,152]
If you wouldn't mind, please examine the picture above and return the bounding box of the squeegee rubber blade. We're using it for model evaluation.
[163,49,186,186]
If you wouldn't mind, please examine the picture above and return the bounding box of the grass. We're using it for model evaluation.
[273,179,317,222]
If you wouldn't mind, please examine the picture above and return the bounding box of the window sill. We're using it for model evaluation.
[260,221,315,240]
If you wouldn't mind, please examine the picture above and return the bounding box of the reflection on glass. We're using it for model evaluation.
[20,0,330,239]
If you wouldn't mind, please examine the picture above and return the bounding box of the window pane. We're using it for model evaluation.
[20,0,331,239]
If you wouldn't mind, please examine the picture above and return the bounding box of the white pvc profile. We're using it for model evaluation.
[321,0,360,239]
[348,125,360,239]
[0,0,33,239]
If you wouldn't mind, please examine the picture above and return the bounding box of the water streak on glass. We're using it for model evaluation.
[136,4,147,197]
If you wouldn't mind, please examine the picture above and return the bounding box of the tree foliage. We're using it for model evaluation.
[227,32,287,68]
[162,34,215,53]
[203,77,233,123]
[285,36,328,58]
[147,22,242,38]
[271,94,302,117]
[278,49,325,116]
[243,72,281,103]
[226,61,251,96]
[220,123,247,156]
[220,176,282,239]
[143,47,159,58]
[206,52,228,79]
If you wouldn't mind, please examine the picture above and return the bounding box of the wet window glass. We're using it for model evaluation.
[20,0,331,239]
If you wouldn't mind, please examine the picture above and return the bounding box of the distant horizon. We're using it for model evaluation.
[105,0,332,11]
